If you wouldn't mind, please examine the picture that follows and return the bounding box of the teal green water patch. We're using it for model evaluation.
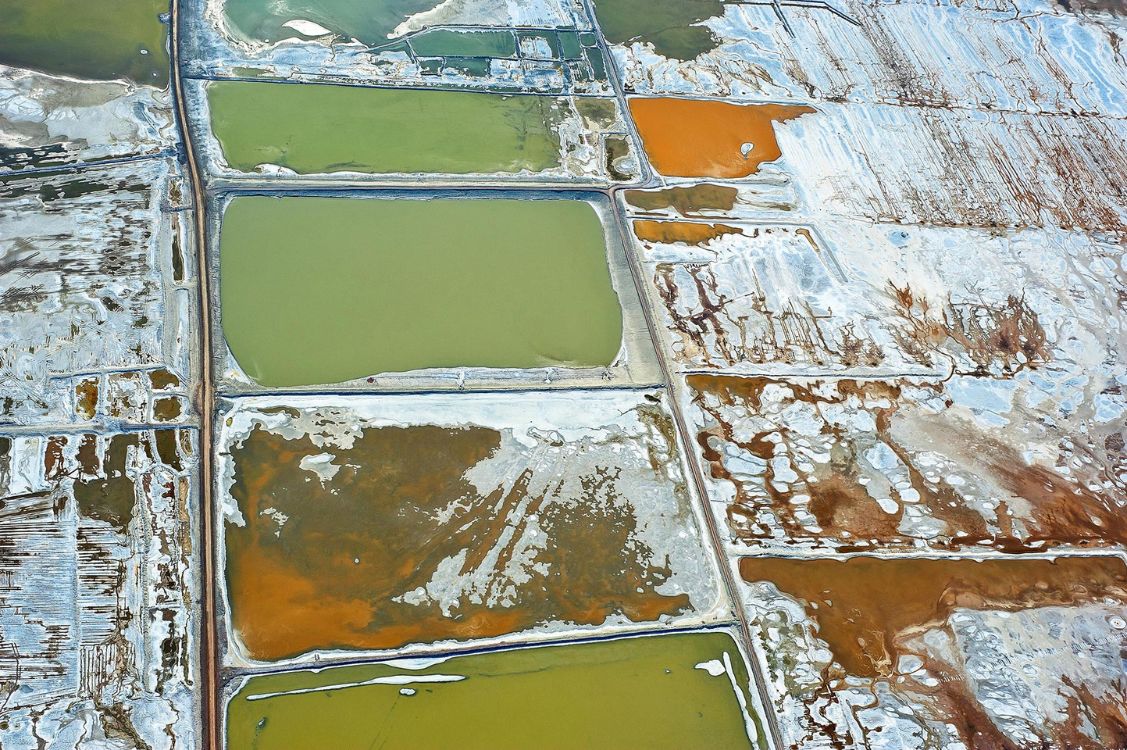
[410,29,516,58]
[0,0,169,84]
[592,0,727,60]
[220,196,624,387]
[226,632,765,750]
[585,46,608,79]
[224,0,433,45]
[442,57,493,77]
[559,30,583,59]
[206,81,565,175]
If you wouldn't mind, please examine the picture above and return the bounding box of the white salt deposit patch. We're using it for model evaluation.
[246,673,465,701]
[283,19,333,36]
[299,453,340,484]
[695,659,726,676]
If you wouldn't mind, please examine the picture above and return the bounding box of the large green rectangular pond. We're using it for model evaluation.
[219,196,624,386]
[226,632,765,749]
[207,82,565,175]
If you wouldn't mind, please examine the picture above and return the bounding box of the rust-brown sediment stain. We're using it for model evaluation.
[888,283,1049,374]
[25,429,196,741]
[75,378,98,419]
[794,228,817,247]
[633,219,744,247]
[741,555,1127,748]
[686,374,1127,551]
[225,424,690,662]
[45,435,66,480]
[38,432,189,533]
[625,184,740,216]
[741,555,1127,678]
[654,265,884,369]
[628,98,815,178]
[76,433,100,475]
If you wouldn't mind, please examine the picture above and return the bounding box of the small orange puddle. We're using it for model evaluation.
[628,99,814,178]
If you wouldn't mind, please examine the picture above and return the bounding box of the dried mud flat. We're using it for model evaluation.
[597,0,1126,114]
[629,171,1126,557]
[740,554,1127,749]
[626,188,1124,383]
[0,65,174,171]
[683,373,1125,553]
[216,391,724,664]
[0,160,194,428]
[0,429,198,749]
[635,224,903,375]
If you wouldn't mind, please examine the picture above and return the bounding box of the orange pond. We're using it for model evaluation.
[225,423,691,662]
[628,99,814,178]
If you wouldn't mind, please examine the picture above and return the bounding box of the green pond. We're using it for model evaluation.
[226,632,765,749]
[409,29,516,58]
[0,0,169,84]
[220,196,624,386]
[207,82,564,175]
[224,0,434,45]
[592,0,727,61]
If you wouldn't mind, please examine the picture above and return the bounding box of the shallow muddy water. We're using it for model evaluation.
[226,632,763,749]
[626,184,740,215]
[741,555,1127,679]
[219,196,623,386]
[0,0,169,84]
[221,391,707,660]
[629,99,814,178]
[207,82,564,175]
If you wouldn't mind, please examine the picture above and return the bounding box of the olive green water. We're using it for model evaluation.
[0,0,169,84]
[220,197,624,386]
[207,82,564,175]
[226,632,764,749]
